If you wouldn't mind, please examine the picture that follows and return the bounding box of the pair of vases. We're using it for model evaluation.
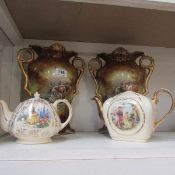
[0,43,174,144]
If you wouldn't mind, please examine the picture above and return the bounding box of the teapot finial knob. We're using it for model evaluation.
[34,92,40,99]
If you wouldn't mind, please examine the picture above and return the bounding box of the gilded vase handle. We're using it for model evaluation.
[88,57,103,99]
[71,56,85,98]
[17,48,35,96]
[139,55,155,95]
[152,88,175,129]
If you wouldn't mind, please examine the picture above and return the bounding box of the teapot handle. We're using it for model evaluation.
[53,99,72,131]
[139,55,155,95]
[17,48,35,96]
[152,88,175,129]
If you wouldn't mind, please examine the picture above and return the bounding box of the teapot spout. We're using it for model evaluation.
[93,96,103,120]
[0,100,13,132]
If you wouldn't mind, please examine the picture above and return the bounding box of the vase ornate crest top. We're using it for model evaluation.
[88,47,155,124]
[17,43,85,133]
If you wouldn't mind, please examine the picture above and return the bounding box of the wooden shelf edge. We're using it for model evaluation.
[60,0,175,12]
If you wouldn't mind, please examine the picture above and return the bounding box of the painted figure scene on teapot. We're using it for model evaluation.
[107,99,145,137]
[110,101,142,131]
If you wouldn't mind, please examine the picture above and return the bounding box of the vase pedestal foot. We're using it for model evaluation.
[99,125,108,134]
[59,124,75,134]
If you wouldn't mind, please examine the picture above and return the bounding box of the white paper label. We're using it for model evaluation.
[55,68,67,77]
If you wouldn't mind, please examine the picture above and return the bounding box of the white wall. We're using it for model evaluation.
[0,29,22,110]
[24,39,175,132]
[0,30,13,135]
[0,29,13,105]
[0,30,22,136]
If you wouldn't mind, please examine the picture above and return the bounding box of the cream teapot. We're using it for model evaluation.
[95,89,174,142]
[0,92,72,144]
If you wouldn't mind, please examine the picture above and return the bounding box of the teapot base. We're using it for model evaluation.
[16,138,52,144]
[111,137,149,143]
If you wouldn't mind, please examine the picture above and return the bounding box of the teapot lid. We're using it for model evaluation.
[34,91,40,99]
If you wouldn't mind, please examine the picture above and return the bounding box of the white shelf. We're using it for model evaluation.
[0,131,175,161]
[1,132,175,174]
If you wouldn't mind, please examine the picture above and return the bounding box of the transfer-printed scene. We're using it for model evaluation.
[110,102,140,130]
[14,101,53,136]
[29,67,72,103]
[113,80,138,95]
[97,70,146,102]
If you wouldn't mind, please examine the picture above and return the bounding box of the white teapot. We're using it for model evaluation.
[0,92,72,144]
[98,89,175,142]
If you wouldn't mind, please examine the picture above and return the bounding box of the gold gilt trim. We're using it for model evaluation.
[71,56,85,99]
[152,88,175,129]
[17,48,35,97]
[88,57,103,101]
[139,55,155,95]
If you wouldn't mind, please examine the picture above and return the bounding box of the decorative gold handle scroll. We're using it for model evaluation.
[139,56,155,95]
[71,56,85,98]
[17,48,35,96]
[88,57,104,100]
[152,88,175,129]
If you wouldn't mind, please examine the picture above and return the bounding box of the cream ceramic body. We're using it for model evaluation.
[0,93,72,144]
[102,90,174,142]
